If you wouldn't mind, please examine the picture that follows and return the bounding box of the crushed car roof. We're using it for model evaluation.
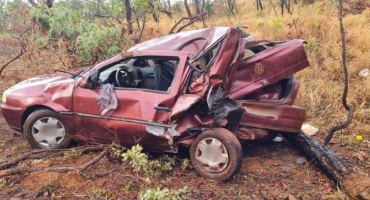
[127,27,232,57]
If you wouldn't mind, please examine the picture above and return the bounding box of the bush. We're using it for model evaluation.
[30,4,134,66]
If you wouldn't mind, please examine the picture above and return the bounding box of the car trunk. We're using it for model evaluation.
[226,39,310,101]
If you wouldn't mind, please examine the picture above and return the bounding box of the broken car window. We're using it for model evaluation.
[96,56,179,92]
[241,40,283,61]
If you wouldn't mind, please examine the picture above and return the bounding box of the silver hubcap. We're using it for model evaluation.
[32,117,66,148]
[195,138,229,173]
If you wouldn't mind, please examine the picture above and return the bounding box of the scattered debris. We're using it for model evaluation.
[283,131,370,200]
[301,124,319,136]
[273,136,284,143]
[295,157,307,164]
[356,135,364,142]
[0,146,108,178]
[358,68,369,78]
[354,151,367,162]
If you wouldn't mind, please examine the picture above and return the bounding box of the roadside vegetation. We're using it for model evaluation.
[0,0,369,199]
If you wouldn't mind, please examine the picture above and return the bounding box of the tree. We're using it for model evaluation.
[256,0,263,11]
[227,0,236,15]
[280,0,292,16]
[28,0,54,8]
[124,0,133,34]
[194,0,201,15]
[184,0,192,17]
[0,1,8,28]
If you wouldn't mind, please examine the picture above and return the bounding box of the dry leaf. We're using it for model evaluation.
[355,151,366,162]
[282,182,288,190]
[272,188,279,197]
[289,194,297,200]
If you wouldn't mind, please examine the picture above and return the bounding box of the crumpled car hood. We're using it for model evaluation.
[6,73,72,94]
[4,72,76,112]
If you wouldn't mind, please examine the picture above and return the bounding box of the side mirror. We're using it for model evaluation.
[85,71,99,89]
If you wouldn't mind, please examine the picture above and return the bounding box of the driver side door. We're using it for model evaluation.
[72,51,189,152]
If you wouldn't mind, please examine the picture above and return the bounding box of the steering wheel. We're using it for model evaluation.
[114,64,140,87]
[115,69,134,87]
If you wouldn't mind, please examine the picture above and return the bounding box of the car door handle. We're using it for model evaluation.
[154,105,171,112]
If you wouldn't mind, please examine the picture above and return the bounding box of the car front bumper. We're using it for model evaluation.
[1,103,24,131]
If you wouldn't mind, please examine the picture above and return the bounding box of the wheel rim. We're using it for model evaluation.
[31,117,66,148]
[195,138,229,173]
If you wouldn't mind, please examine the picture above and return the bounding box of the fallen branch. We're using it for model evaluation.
[0,145,105,170]
[0,146,109,178]
[0,148,63,170]
[90,168,118,178]
[283,131,370,200]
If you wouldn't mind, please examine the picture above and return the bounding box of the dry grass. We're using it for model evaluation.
[142,1,370,138]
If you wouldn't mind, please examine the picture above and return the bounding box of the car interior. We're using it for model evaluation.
[97,56,179,92]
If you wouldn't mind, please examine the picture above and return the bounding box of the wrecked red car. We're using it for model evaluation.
[1,26,309,181]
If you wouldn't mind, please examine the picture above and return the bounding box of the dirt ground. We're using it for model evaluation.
[1,37,370,200]
[2,113,370,200]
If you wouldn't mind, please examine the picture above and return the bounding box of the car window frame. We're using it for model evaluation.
[79,51,189,95]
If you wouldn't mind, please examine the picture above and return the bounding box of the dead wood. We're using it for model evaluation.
[0,146,109,178]
[283,131,370,200]
[0,149,64,170]
[90,168,118,178]
[0,145,105,170]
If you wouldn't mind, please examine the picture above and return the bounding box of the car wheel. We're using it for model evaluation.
[24,109,71,149]
[190,128,243,181]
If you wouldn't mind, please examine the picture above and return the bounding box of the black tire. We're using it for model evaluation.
[24,109,71,149]
[190,128,243,181]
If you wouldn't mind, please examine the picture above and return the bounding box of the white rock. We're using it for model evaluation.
[301,124,319,136]
[273,136,283,142]
[359,68,369,78]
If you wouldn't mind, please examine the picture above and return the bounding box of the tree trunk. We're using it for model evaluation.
[284,0,292,15]
[184,0,192,17]
[256,0,263,11]
[28,0,38,7]
[194,0,201,15]
[124,0,133,34]
[281,0,284,16]
[227,0,235,15]
[46,0,54,8]
[149,1,159,22]
[282,131,370,200]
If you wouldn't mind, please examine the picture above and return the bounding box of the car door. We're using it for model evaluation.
[72,51,189,152]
